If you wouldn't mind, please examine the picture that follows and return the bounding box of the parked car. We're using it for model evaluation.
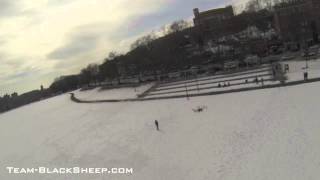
[270,46,284,55]
[302,45,318,58]
[244,55,259,66]
[301,51,316,58]
[281,55,295,61]
[262,55,280,63]
[168,72,181,79]
[224,60,240,70]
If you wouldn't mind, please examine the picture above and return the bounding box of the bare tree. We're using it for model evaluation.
[80,63,100,86]
[245,0,263,12]
[245,0,282,12]
[108,51,118,60]
[130,33,156,50]
[168,20,191,34]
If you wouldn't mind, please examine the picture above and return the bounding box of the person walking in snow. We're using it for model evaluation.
[155,120,159,131]
[285,64,289,72]
[255,76,259,84]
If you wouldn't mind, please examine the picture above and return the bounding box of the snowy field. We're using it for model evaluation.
[156,70,271,90]
[75,83,154,100]
[282,58,320,81]
[147,78,278,98]
[158,65,271,87]
[147,67,274,98]
[1,81,320,180]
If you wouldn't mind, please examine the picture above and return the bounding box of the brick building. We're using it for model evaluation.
[193,6,235,40]
[274,0,320,44]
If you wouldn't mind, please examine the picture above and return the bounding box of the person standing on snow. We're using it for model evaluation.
[155,120,159,131]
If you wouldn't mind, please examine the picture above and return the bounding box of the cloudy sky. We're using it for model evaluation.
[0,0,247,95]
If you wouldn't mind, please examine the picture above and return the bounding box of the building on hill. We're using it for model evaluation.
[274,0,320,45]
[193,6,235,40]
[193,6,234,27]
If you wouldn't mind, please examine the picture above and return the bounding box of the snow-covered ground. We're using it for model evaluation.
[159,65,271,87]
[1,81,320,180]
[147,78,277,98]
[147,67,274,98]
[146,58,320,99]
[153,76,270,94]
[282,58,320,82]
[156,70,270,90]
[75,83,153,100]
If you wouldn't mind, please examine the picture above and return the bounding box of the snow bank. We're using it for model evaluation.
[75,83,153,100]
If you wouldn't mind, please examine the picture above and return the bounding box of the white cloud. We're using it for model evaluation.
[0,0,171,94]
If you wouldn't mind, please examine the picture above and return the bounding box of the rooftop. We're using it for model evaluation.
[199,6,232,16]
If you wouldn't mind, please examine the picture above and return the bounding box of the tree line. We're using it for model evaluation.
[49,20,194,93]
